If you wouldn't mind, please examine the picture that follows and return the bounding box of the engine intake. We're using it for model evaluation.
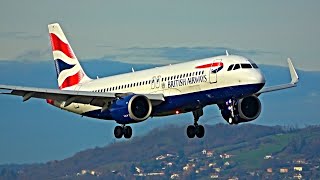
[128,95,152,121]
[110,94,152,124]
[237,95,261,121]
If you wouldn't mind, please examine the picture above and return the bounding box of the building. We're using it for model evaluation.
[170,173,179,179]
[209,163,216,167]
[293,173,303,179]
[202,149,207,155]
[220,153,232,159]
[207,151,214,157]
[294,167,303,171]
[210,174,219,179]
[267,168,273,173]
[264,155,272,159]
[280,168,288,173]
[293,159,307,164]
[156,155,166,160]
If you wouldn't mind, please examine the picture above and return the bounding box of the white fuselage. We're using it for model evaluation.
[55,55,265,119]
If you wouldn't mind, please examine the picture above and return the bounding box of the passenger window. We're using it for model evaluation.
[227,64,234,71]
[233,64,240,70]
[241,64,252,69]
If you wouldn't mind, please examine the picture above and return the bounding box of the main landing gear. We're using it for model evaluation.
[186,108,205,138]
[114,125,132,139]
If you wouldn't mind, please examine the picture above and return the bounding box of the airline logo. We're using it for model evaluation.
[49,33,84,89]
[196,62,224,73]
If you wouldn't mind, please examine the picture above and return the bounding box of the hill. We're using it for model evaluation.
[1,124,320,179]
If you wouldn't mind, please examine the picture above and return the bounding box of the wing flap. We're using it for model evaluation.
[0,84,165,107]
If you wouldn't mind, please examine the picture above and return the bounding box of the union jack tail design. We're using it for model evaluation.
[48,23,91,89]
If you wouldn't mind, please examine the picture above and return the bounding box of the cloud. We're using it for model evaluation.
[14,48,51,61]
[0,31,42,40]
[98,46,274,65]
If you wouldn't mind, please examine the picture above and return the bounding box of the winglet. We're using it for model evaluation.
[287,58,299,84]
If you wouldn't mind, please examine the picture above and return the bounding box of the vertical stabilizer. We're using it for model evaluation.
[48,23,91,89]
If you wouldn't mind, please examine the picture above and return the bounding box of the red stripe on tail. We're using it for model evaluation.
[49,33,75,59]
[59,71,84,89]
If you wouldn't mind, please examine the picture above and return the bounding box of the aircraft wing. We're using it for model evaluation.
[256,58,299,94]
[0,85,165,107]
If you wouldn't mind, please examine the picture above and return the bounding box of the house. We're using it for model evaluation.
[183,164,195,171]
[220,153,231,159]
[293,173,303,179]
[293,159,307,164]
[210,174,219,179]
[213,168,221,172]
[207,151,214,157]
[167,162,173,166]
[135,167,142,173]
[280,168,288,173]
[267,168,273,173]
[264,155,272,159]
[170,173,179,179]
[202,149,207,155]
[183,165,189,171]
[294,167,303,171]
[209,163,216,167]
[224,161,230,166]
[156,155,166,160]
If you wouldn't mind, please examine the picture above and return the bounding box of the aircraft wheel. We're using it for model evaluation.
[196,125,205,138]
[187,125,196,138]
[124,126,132,139]
[114,126,123,139]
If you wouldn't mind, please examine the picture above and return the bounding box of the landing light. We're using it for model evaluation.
[175,110,180,114]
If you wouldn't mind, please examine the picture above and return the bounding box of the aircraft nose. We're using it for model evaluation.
[247,70,266,84]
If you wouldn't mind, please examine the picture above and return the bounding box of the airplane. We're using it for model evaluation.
[0,23,299,139]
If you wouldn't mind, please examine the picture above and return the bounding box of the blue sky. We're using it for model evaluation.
[0,1,320,164]
[0,0,319,70]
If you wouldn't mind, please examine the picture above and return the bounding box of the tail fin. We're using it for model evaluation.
[48,23,91,89]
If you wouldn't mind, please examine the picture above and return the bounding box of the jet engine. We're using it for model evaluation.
[110,94,153,124]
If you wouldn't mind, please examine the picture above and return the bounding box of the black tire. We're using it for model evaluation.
[124,126,132,139]
[187,125,196,138]
[196,125,205,138]
[114,126,123,139]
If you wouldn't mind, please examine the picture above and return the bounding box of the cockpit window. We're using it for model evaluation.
[233,64,240,70]
[251,63,258,68]
[241,64,252,69]
[227,64,234,71]
[248,59,259,69]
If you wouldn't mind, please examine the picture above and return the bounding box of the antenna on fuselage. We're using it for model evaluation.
[132,67,135,72]
[226,50,229,56]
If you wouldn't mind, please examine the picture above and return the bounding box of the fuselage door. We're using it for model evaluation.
[156,75,161,88]
[209,59,222,83]
[151,76,156,89]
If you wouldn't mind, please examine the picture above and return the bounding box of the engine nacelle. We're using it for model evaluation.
[110,94,152,124]
[237,95,261,121]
